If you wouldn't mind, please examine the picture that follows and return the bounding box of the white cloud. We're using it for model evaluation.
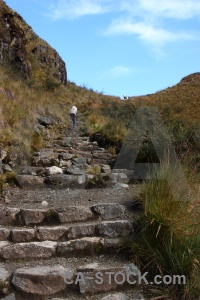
[102,0,199,51]
[47,0,111,20]
[105,18,194,45]
[101,65,133,79]
[44,0,199,52]
[121,0,200,19]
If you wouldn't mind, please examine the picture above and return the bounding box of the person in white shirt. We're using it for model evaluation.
[69,105,77,126]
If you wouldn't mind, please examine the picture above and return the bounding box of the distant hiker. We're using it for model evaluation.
[69,105,77,126]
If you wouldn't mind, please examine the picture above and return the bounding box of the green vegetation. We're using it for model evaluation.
[122,161,200,299]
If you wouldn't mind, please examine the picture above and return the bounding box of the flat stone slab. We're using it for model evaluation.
[35,226,68,241]
[91,203,126,220]
[12,266,72,295]
[11,228,35,243]
[67,224,96,239]
[96,221,133,238]
[57,206,94,223]
[19,208,48,225]
[57,237,104,257]
[0,241,57,260]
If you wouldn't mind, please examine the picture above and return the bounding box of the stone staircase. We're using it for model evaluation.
[0,118,143,300]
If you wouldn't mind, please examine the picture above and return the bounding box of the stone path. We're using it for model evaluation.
[0,117,144,299]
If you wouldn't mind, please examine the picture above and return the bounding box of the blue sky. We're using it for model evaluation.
[4,0,200,98]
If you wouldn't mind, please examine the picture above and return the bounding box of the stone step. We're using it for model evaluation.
[0,219,133,243]
[10,262,143,298]
[1,256,143,299]
[0,235,125,260]
[0,203,127,226]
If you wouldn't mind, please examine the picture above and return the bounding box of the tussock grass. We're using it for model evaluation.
[123,161,200,299]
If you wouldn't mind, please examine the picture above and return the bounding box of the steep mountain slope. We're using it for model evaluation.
[0,0,67,85]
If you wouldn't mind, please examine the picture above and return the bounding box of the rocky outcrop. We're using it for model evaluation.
[0,0,67,84]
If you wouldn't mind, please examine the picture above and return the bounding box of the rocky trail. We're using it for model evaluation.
[0,116,144,300]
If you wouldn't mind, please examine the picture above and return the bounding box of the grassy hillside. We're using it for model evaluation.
[132,72,200,124]
[0,0,199,168]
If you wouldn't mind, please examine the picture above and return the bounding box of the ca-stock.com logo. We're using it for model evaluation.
[62,264,186,289]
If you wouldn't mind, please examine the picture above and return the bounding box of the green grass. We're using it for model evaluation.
[123,161,200,299]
